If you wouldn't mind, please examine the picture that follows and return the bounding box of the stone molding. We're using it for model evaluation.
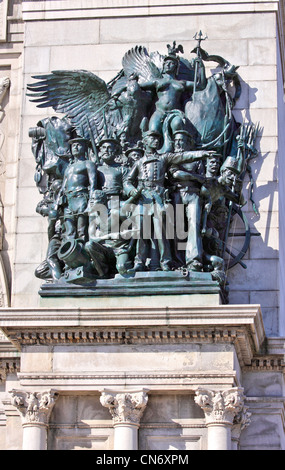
[0,305,265,367]
[0,358,20,381]
[9,389,58,426]
[100,390,148,426]
[195,388,246,426]
[0,332,20,381]
[22,0,279,21]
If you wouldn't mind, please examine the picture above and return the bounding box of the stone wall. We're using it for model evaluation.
[0,0,284,451]
[13,0,280,337]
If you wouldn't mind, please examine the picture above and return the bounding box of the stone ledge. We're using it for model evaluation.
[0,304,265,364]
[16,371,238,391]
[22,0,279,21]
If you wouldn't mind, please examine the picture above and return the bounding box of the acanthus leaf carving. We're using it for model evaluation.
[100,390,148,425]
[10,389,59,425]
[194,387,246,426]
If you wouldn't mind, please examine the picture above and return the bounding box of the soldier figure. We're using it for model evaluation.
[62,137,97,242]
[168,130,205,271]
[86,137,134,275]
[124,129,214,271]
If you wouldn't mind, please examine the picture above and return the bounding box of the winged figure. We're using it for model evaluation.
[26,44,198,150]
[27,42,242,154]
[121,43,205,151]
[27,62,153,147]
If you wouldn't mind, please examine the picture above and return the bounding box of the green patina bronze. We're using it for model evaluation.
[27,35,260,302]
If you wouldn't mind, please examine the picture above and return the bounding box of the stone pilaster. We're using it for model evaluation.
[195,388,246,450]
[100,390,148,450]
[10,389,58,450]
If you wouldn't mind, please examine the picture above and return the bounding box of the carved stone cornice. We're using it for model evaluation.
[246,355,285,371]
[0,332,21,381]
[0,358,20,382]
[0,305,265,367]
[195,388,246,426]
[100,390,148,426]
[9,389,58,426]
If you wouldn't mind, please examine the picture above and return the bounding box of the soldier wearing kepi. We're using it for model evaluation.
[62,137,97,242]
[167,130,205,271]
[124,125,214,272]
[86,136,135,275]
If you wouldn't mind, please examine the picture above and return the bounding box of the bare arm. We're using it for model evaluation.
[139,79,157,91]
[86,161,97,193]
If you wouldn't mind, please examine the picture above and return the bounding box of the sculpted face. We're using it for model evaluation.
[144,134,161,151]
[128,150,143,162]
[163,59,178,75]
[206,156,220,176]
[221,168,236,186]
[71,141,86,158]
[174,133,191,152]
[100,141,119,162]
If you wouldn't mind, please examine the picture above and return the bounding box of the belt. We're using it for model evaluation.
[138,181,164,188]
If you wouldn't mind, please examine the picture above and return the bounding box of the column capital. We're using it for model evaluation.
[232,405,252,441]
[195,387,245,426]
[100,389,148,426]
[9,389,59,426]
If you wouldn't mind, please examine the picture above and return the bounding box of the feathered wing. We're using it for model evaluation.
[122,46,162,83]
[27,69,121,142]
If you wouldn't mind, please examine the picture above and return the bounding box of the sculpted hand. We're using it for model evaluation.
[201,150,216,159]
[129,188,140,198]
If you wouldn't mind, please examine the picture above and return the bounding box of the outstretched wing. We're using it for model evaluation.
[27,70,119,141]
[122,46,162,83]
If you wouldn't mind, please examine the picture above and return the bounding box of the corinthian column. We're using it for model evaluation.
[195,388,246,450]
[100,389,148,450]
[10,389,59,450]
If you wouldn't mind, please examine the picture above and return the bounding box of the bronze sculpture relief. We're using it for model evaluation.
[27,36,260,301]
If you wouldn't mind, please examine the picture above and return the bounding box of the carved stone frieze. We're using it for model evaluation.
[100,390,148,425]
[194,388,246,426]
[9,389,59,425]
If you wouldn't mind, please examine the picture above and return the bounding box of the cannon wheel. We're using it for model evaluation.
[224,205,252,271]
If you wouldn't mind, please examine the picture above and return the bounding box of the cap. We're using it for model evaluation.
[173,130,193,139]
[220,156,241,175]
[68,137,90,146]
[142,130,162,139]
[98,137,121,147]
[125,144,144,156]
